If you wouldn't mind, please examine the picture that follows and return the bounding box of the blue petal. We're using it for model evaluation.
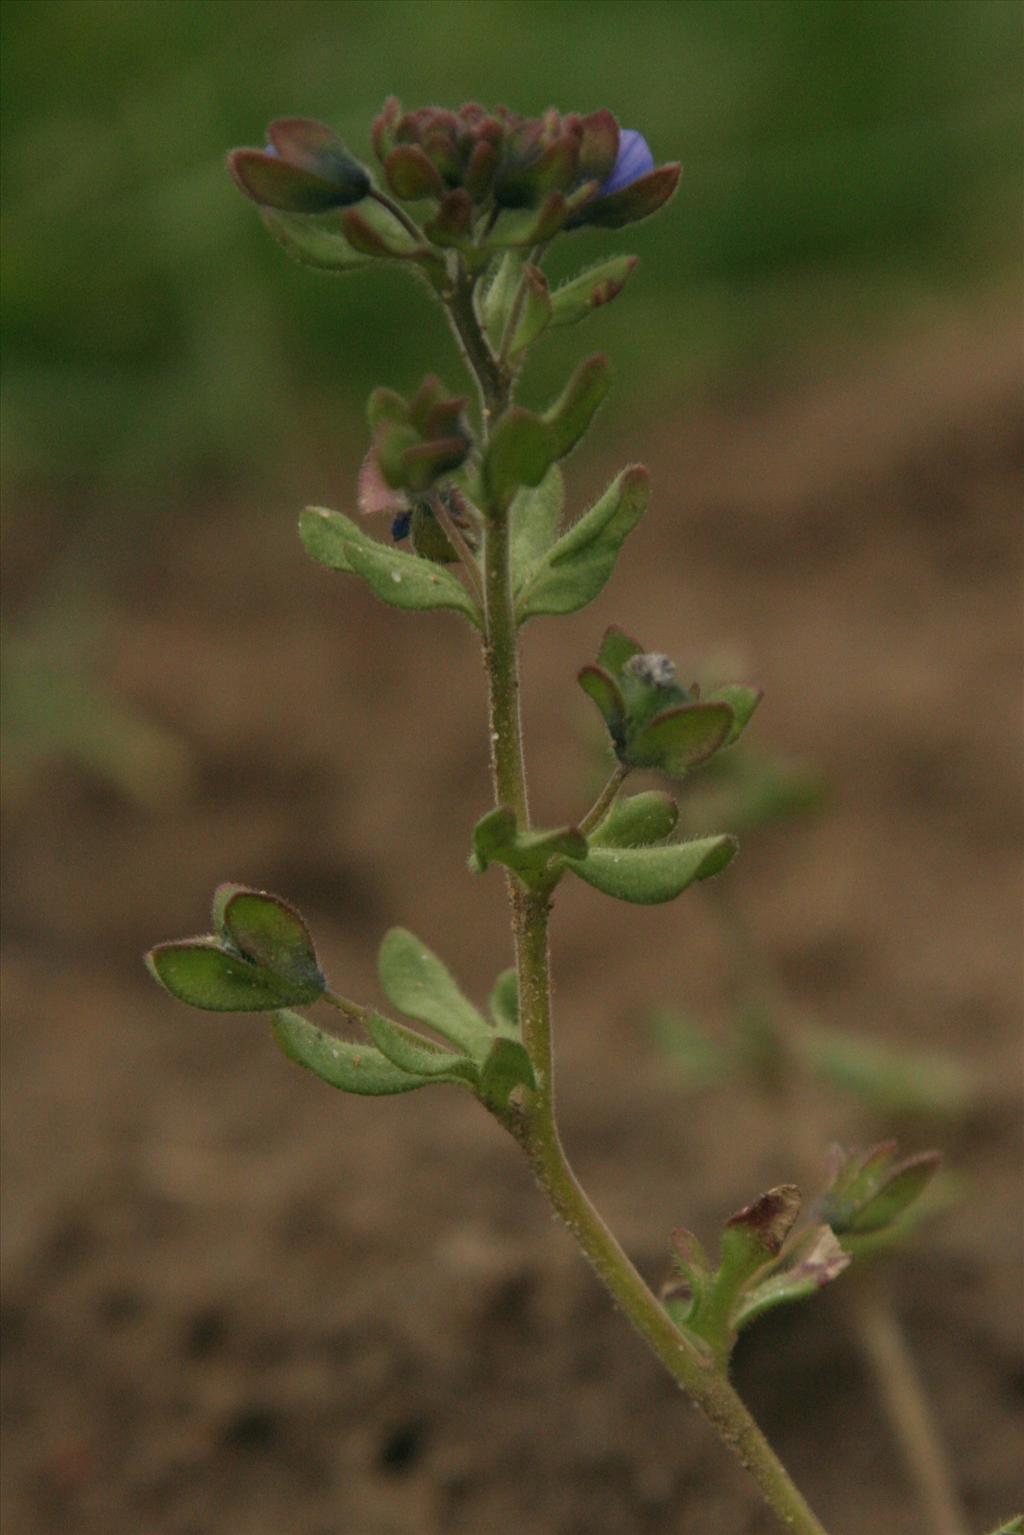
[391,511,412,541]
[598,129,655,196]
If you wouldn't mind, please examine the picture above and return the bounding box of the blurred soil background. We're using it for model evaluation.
[2,3,1022,1533]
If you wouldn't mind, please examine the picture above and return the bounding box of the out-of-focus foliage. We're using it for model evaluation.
[2,0,1021,495]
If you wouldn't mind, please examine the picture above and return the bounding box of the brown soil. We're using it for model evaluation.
[3,305,1023,1535]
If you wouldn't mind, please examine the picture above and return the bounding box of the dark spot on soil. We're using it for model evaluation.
[376,1418,426,1475]
[221,1405,279,1451]
[184,1305,228,1358]
[96,1287,146,1327]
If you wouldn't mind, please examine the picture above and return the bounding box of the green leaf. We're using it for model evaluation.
[488,968,519,1035]
[543,354,613,460]
[299,505,377,574]
[510,466,564,590]
[272,1009,443,1095]
[598,625,645,674]
[478,1037,536,1112]
[549,255,638,326]
[486,193,568,248]
[302,504,480,622]
[342,536,481,625]
[146,939,311,1011]
[377,927,492,1057]
[212,884,324,997]
[589,791,679,848]
[481,250,523,350]
[364,1011,479,1083]
[731,1226,851,1334]
[483,407,555,510]
[704,684,763,747]
[562,835,736,904]
[515,466,648,622]
[471,806,587,890]
[577,664,625,733]
[508,264,552,360]
[985,1518,1024,1535]
[625,702,734,774]
[849,1152,942,1233]
[260,210,372,273]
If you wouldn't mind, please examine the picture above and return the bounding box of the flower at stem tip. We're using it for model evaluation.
[598,129,656,196]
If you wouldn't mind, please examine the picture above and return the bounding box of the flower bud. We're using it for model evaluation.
[228,117,370,212]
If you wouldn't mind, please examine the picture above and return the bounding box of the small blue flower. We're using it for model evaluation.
[598,129,655,197]
[391,510,412,541]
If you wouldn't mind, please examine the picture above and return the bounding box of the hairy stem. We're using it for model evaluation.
[448,287,829,1535]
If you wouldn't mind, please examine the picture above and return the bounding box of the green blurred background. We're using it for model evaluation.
[2,0,1021,498]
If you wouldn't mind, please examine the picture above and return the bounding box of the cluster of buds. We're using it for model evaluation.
[227,100,680,277]
[579,626,762,777]
[815,1141,942,1253]
[372,99,680,239]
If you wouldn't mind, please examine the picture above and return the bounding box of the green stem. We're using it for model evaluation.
[448,288,829,1535]
[578,762,630,836]
[515,892,829,1535]
[446,268,504,429]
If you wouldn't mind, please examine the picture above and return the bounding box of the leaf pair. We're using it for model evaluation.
[147,886,326,1012]
[470,791,736,905]
[483,355,613,511]
[508,465,649,624]
[580,626,761,777]
[275,928,535,1115]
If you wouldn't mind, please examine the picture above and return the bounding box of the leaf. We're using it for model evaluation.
[212,884,324,996]
[549,255,638,326]
[471,806,587,890]
[483,407,555,510]
[704,683,763,747]
[589,791,679,848]
[260,210,372,273]
[272,1009,445,1095]
[578,664,625,734]
[562,836,736,904]
[478,1037,536,1112]
[543,354,613,460]
[849,1151,942,1233]
[510,466,564,590]
[146,939,312,1011]
[303,509,479,623]
[598,625,645,674]
[488,968,519,1035]
[481,250,523,350]
[508,264,552,360]
[625,702,734,774]
[515,466,648,622]
[732,1226,851,1333]
[337,534,481,625]
[300,505,378,574]
[364,1011,479,1083]
[377,927,492,1057]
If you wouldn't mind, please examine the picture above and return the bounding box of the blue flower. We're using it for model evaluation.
[598,129,655,197]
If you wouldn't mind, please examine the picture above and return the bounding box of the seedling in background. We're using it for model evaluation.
[147,102,959,1534]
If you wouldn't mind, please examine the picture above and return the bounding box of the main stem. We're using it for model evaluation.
[453,292,830,1535]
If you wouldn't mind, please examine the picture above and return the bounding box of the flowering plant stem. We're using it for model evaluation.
[454,294,831,1535]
